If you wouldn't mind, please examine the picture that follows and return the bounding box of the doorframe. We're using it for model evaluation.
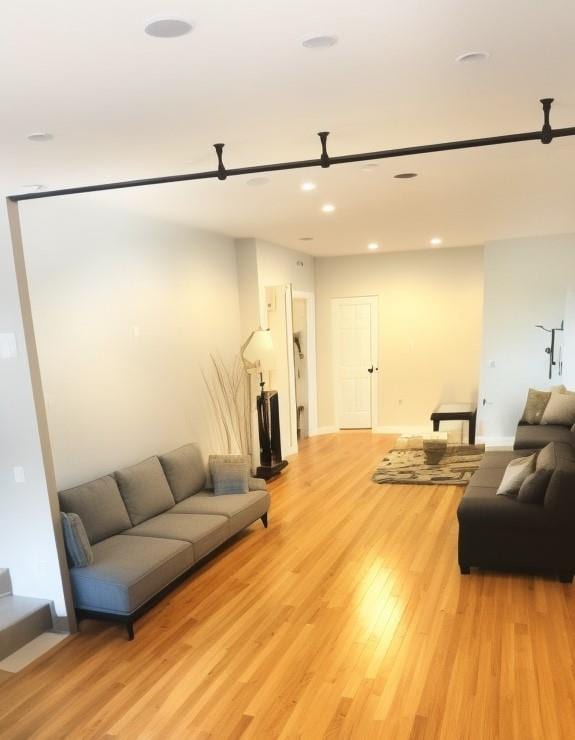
[331,295,379,430]
[292,290,318,437]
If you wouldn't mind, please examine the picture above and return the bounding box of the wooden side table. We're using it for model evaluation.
[430,403,477,445]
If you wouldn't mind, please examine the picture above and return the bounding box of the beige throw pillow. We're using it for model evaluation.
[540,392,575,426]
[520,389,551,425]
[496,453,537,496]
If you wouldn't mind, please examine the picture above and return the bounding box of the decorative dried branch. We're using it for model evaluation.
[203,354,252,455]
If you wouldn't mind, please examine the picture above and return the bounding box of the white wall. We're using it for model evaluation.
[254,239,315,326]
[478,235,575,442]
[0,201,69,619]
[315,246,484,433]
[19,195,243,489]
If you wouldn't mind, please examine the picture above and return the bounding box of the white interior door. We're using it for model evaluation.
[332,296,378,429]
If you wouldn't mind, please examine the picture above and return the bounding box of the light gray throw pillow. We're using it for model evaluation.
[60,512,94,567]
[496,453,536,496]
[541,392,575,426]
[209,455,250,495]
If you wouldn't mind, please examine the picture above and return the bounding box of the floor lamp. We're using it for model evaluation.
[241,328,288,480]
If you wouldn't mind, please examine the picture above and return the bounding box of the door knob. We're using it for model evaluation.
[368,365,374,374]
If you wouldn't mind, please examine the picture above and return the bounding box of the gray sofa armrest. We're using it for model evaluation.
[248,477,268,492]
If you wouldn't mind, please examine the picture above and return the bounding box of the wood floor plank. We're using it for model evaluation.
[0,431,574,739]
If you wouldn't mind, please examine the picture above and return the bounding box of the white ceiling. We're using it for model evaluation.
[3,0,575,256]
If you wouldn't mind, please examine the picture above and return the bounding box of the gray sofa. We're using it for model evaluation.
[59,444,270,638]
[457,424,575,582]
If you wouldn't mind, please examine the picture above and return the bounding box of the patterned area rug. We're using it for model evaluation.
[372,444,485,485]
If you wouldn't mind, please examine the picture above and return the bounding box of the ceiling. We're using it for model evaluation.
[3,0,575,256]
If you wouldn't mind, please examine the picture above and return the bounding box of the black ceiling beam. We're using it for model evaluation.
[9,99,572,202]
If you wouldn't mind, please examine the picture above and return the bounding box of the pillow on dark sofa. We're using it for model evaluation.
[520,388,551,425]
[541,392,575,426]
[517,469,552,504]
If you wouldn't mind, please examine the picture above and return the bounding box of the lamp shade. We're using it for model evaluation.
[242,329,275,371]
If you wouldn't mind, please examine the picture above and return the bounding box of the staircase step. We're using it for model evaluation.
[0,570,11,597]
[0,595,53,661]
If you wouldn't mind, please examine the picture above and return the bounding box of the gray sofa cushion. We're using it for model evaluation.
[171,490,269,535]
[125,513,229,560]
[514,424,575,450]
[69,535,193,615]
[248,477,268,492]
[115,457,175,526]
[159,443,206,502]
[59,475,132,545]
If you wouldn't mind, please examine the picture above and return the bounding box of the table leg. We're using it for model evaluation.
[433,420,440,432]
[469,413,477,446]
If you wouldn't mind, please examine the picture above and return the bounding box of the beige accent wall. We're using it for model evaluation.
[315,246,484,432]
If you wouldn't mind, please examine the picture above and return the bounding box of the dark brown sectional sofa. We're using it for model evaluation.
[457,423,575,582]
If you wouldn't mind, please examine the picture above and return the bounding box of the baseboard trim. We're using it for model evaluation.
[309,426,338,437]
[373,425,431,435]
[477,436,515,449]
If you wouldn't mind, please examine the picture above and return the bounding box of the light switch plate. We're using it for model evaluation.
[0,333,17,360]
[13,467,26,483]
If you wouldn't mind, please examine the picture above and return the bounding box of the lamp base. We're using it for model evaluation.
[256,460,289,480]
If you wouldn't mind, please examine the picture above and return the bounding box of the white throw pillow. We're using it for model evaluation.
[496,453,537,496]
[540,391,575,426]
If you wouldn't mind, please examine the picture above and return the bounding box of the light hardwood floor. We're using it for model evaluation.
[1,432,574,739]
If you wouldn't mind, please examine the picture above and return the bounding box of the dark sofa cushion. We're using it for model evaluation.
[458,484,556,531]
[514,424,575,450]
[517,469,552,504]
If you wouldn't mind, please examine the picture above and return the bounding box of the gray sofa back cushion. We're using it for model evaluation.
[59,475,132,545]
[159,443,206,502]
[115,457,175,526]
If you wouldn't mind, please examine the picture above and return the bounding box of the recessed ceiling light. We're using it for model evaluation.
[246,177,270,187]
[301,181,317,191]
[27,132,53,142]
[361,163,378,172]
[321,203,335,213]
[302,35,338,49]
[394,172,418,179]
[299,237,314,241]
[145,17,193,38]
[456,51,489,63]
[430,237,443,246]
[368,242,380,251]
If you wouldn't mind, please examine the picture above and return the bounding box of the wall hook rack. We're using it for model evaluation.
[535,320,564,379]
[9,97,575,202]
[213,143,227,180]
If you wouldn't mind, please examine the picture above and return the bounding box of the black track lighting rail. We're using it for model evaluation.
[9,98,572,202]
